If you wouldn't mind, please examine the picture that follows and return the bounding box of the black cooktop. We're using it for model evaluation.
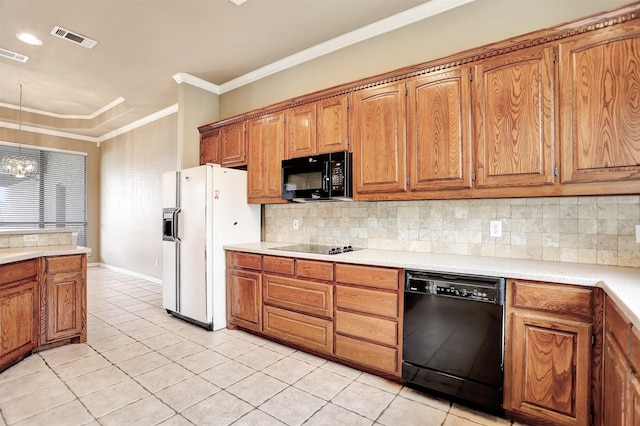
[270,244,360,255]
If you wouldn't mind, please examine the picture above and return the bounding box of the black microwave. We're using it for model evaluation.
[281,151,352,202]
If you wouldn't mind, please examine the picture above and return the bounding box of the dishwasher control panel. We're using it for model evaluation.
[405,270,505,304]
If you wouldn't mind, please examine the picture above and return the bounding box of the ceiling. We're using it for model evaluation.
[0,0,476,143]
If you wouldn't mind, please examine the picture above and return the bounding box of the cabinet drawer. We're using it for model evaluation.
[297,259,333,281]
[335,334,398,375]
[226,251,261,270]
[45,255,83,275]
[263,256,295,275]
[263,306,333,354]
[336,311,397,346]
[264,274,333,318]
[510,280,592,320]
[0,259,38,286]
[606,296,631,355]
[335,263,398,290]
[336,285,398,318]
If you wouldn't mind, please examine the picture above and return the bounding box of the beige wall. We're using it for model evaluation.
[0,127,100,262]
[220,0,632,117]
[178,83,220,169]
[100,114,177,279]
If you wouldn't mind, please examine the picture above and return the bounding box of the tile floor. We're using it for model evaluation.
[0,266,527,426]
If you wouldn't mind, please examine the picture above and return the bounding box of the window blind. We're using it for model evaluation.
[0,144,87,246]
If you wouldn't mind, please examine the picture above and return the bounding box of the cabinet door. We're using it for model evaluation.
[44,272,83,342]
[506,311,591,425]
[247,117,266,201]
[264,112,285,198]
[221,122,247,167]
[226,269,262,332]
[0,279,37,370]
[200,129,221,165]
[247,113,285,203]
[317,95,349,154]
[286,103,316,159]
[407,68,472,191]
[558,21,640,183]
[603,332,628,426]
[351,82,407,196]
[473,46,554,188]
[629,374,640,426]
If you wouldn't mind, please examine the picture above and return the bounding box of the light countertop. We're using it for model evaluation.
[225,241,640,329]
[0,246,91,265]
[0,228,80,236]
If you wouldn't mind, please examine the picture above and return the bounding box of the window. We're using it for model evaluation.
[0,143,88,246]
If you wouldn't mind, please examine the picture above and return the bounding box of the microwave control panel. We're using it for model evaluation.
[331,161,345,191]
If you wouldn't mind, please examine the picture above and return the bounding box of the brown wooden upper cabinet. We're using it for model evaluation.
[351,82,407,196]
[286,95,349,159]
[199,129,221,165]
[472,45,555,188]
[221,122,248,167]
[407,67,473,191]
[558,20,640,184]
[247,112,287,204]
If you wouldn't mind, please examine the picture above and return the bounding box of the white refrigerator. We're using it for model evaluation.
[162,164,261,330]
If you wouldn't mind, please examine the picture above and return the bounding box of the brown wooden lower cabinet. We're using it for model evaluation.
[602,295,640,426]
[0,259,38,371]
[504,279,597,426]
[225,251,403,378]
[0,254,87,373]
[41,255,86,344]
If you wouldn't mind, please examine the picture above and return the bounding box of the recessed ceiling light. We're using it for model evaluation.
[16,33,43,46]
[229,0,248,5]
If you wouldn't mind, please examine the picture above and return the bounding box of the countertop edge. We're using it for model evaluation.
[224,241,640,330]
[0,246,91,265]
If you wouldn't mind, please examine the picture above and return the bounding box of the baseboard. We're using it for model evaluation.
[89,262,162,285]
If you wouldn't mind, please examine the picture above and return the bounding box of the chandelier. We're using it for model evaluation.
[2,82,37,178]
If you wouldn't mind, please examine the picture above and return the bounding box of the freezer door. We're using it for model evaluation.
[162,171,179,313]
[177,165,210,324]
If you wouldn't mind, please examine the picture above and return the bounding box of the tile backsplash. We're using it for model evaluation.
[264,196,640,268]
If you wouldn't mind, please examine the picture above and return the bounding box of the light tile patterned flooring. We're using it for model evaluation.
[0,267,526,426]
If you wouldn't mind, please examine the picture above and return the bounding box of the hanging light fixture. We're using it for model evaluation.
[2,82,37,178]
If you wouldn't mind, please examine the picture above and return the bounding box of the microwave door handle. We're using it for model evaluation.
[323,161,330,193]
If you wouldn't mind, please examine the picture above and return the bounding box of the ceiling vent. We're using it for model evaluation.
[50,26,97,49]
[0,47,29,63]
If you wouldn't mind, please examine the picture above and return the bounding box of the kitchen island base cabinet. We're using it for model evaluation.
[41,255,86,344]
[0,259,38,371]
[504,279,597,426]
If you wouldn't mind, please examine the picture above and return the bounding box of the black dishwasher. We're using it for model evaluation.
[402,270,505,414]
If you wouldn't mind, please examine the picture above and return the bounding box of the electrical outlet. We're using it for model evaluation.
[293,219,299,230]
[23,234,38,243]
[490,220,502,238]
[636,224,640,243]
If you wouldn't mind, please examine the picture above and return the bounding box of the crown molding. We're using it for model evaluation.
[173,73,222,94]
[218,0,477,93]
